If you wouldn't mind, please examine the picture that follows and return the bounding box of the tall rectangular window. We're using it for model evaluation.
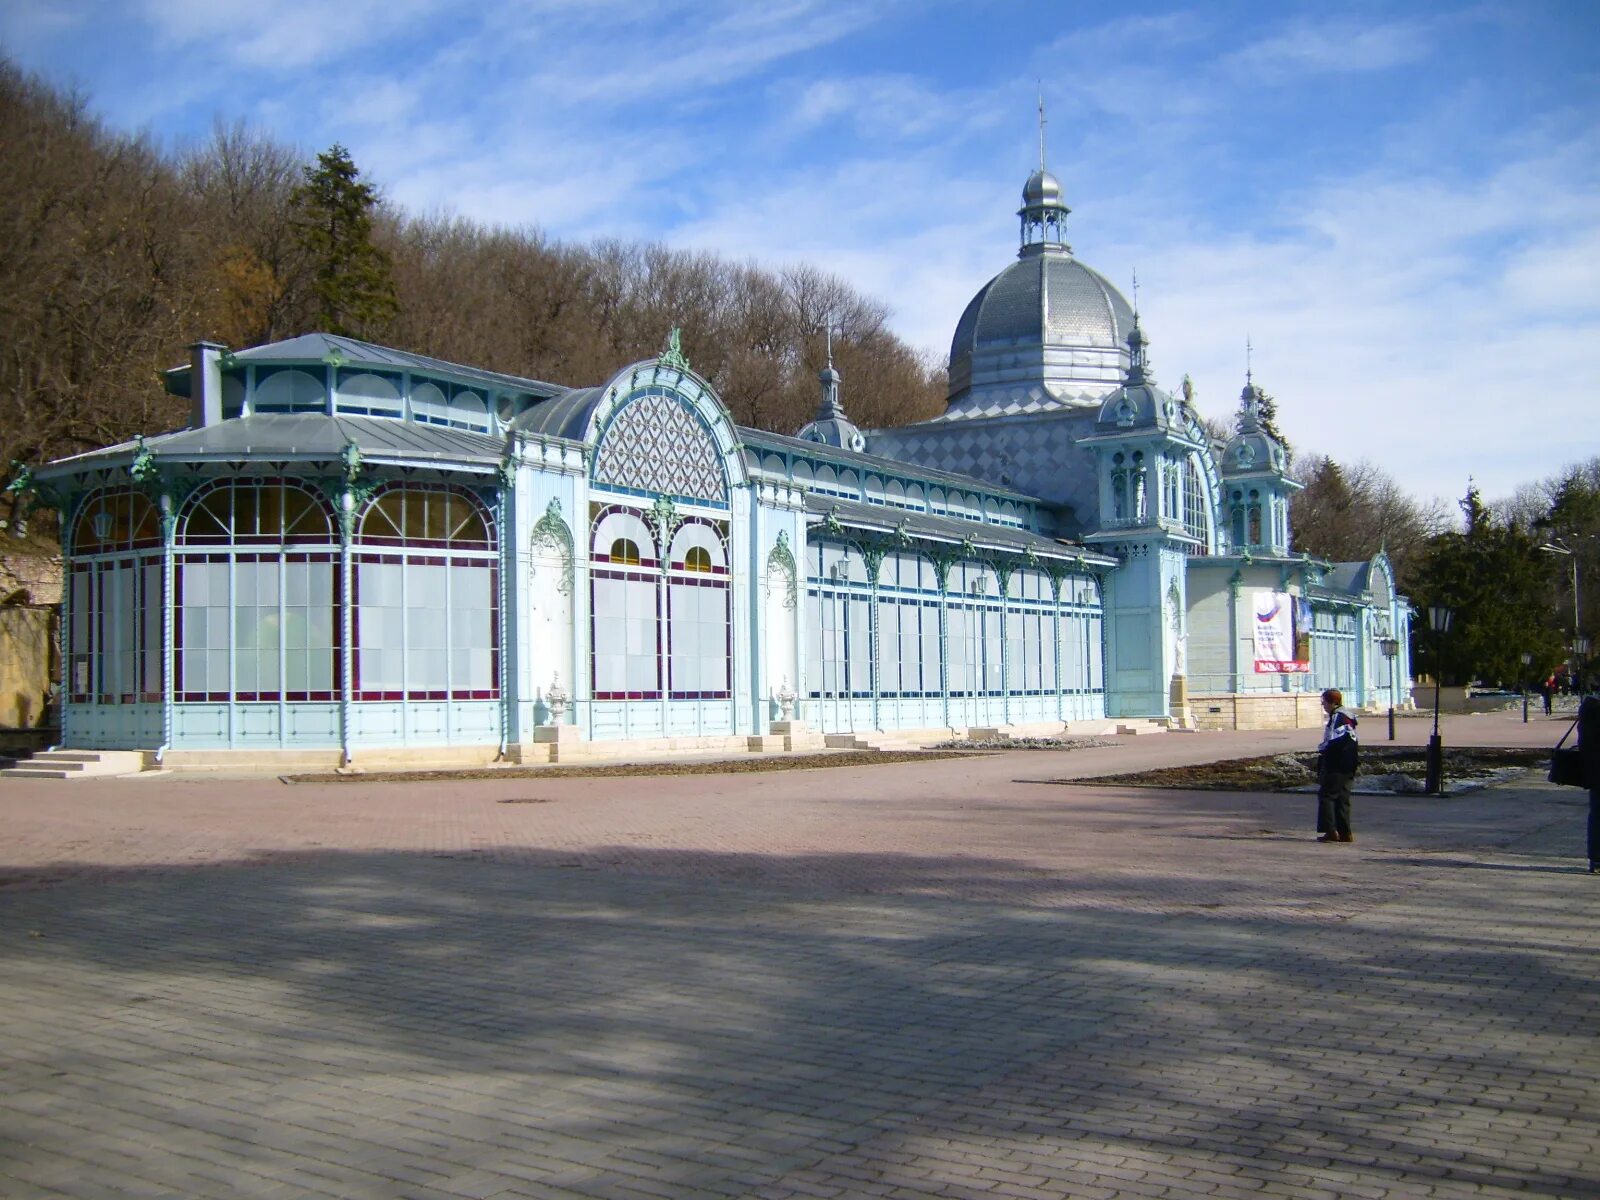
[69,559,160,703]
[179,555,338,701]
[355,560,405,694]
[592,573,659,698]
[355,558,493,700]
[668,579,729,697]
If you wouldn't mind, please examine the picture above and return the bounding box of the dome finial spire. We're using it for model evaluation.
[1245,335,1253,387]
[1038,84,1047,173]
[1019,100,1071,257]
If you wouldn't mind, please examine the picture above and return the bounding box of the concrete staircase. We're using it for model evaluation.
[0,750,152,780]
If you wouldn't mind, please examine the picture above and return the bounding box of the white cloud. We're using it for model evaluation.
[134,0,446,69]
[1220,17,1432,83]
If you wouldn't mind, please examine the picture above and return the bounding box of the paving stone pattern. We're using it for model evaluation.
[1,717,1596,1198]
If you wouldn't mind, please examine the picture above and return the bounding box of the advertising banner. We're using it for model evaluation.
[1253,590,1311,673]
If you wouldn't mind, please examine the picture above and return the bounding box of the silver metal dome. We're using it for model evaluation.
[944,253,1136,419]
[1022,168,1062,206]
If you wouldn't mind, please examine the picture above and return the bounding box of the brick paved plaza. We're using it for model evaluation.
[2,712,1597,1199]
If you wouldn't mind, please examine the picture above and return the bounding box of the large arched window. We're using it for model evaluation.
[173,480,337,702]
[181,480,333,546]
[353,485,497,700]
[588,509,731,701]
[667,522,729,698]
[66,489,164,705]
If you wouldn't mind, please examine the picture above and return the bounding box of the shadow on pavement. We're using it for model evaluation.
[1,828,1596,1199]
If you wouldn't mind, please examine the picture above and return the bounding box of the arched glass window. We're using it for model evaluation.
[180,480,333,546]
[254,368,325,413]
[358,488,491,548]
[1111,453,1129,521]
[172,481,338,703]
[74,489,161,553]
[410,381,450,425]
[352,485,497,700]
[335,372,403,418]
[449,390,490,432]
[610,538,642,565]
[666,520,730,698]
[1183,456,1210,552]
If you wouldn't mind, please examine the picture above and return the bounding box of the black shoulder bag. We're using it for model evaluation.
[1548,719,1586,787]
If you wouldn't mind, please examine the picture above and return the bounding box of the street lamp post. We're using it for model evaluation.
[1577,635,1592,695]
[1539,539,1580,673]
[1379,636,1399,741]
[1521,651,1532,723]
[1424,605,1453,796]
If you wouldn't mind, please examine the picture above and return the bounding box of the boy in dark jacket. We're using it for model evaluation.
[1317,688,1359,843]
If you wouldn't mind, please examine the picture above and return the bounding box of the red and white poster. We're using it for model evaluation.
[1253,590,1311,673]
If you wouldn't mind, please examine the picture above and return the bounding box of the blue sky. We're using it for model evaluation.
[5,0,1598,509]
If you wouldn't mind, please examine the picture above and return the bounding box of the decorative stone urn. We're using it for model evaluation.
[545,673,569,721]
[775,677,797,721]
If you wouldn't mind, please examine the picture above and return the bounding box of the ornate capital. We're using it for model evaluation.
[650,494,682,544]
[340,439,363,486]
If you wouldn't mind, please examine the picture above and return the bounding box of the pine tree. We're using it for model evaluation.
[1254,388,1290,458]
[1410,483,1560,686]
[291,144,396,338]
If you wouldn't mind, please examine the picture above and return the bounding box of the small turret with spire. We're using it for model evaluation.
[1122,274,1153,386]
[1019,91,1072,256]
[795,326,865,452]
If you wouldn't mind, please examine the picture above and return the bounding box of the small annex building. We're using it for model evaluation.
[22,159,1413,768]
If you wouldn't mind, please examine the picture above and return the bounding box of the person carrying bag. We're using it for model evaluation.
[1550,697,1600,873]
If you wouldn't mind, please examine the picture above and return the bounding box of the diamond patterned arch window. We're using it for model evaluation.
[593,394,726,501]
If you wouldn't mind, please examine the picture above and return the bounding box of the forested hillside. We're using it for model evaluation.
[0,59,946,477]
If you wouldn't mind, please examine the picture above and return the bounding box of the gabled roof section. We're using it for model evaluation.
[39,413,506,480]
[164,333,570,401]
[742,427,1041,505]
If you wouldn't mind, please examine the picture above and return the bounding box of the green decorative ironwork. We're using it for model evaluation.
[823,506,844,538]
[650,493,682,544]
[767,529,798,611]
[859,540,887,585]
[129,436,159,485]
[340,439,363,486]
[530,497,575,596]
[3,462,64,539]
[1043,560,1069,600]
[992,558,1015,596]
[893,518,913,549]
[927,544,962,593]
[5,462,34,500]
[658,326,691,372]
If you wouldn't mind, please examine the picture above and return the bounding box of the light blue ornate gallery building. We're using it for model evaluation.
[27,162,1413,766]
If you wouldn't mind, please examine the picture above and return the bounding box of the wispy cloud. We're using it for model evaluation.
[1219,17,1433,83]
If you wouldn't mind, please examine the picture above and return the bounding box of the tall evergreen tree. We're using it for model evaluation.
[1409,483,1561,686]
[291,144,396,338]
